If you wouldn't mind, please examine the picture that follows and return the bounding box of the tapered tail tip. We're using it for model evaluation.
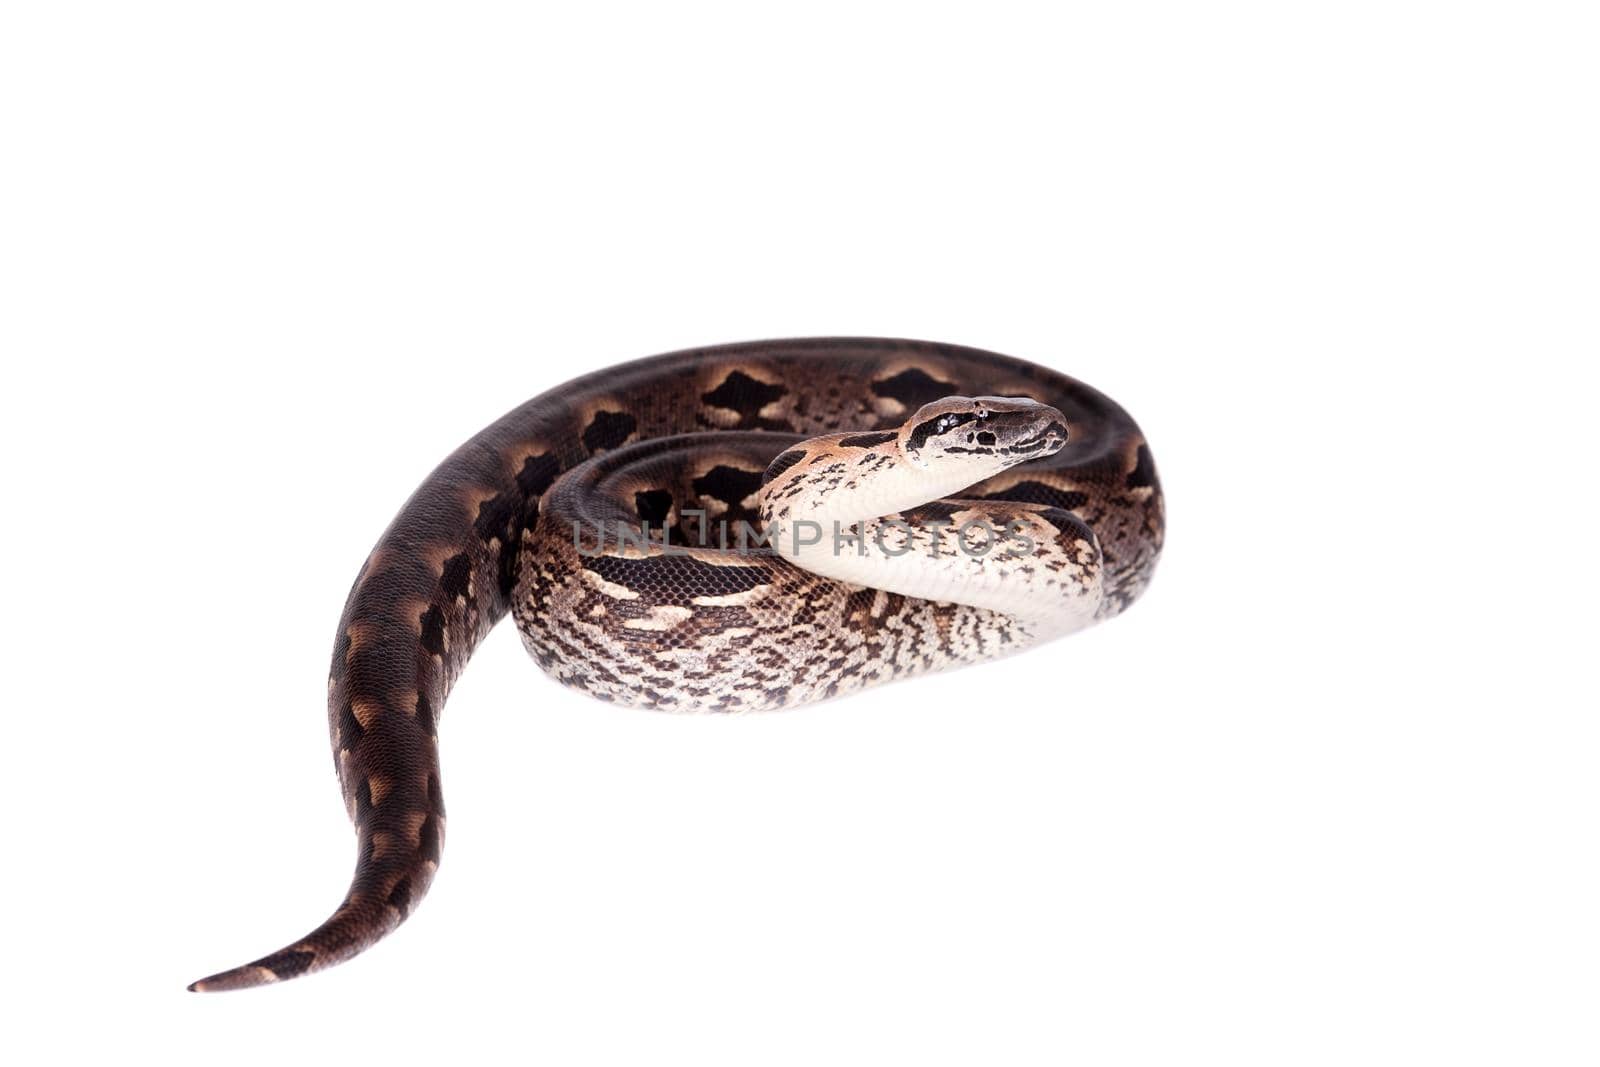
[188,944,321,992]
[187,963,283,993]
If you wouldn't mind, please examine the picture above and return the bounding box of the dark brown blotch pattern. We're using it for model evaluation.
[870,367,958,411]
[582,411,639,454]
[701,371,790,429]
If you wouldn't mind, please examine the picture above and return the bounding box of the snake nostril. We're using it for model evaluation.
[977,431,997,447]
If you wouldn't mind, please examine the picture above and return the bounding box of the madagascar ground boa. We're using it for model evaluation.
[190,337,1165,992]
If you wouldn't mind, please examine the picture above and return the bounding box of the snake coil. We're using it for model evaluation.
[190,338,1163,991]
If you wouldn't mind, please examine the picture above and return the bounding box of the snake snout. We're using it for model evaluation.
[975,397,1069,458]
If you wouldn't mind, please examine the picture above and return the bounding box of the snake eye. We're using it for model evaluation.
[906,409,983,455]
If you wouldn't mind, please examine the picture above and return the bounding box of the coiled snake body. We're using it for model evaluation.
[190,338,1165,991]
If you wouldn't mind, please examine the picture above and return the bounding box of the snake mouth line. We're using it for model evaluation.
[999,420,1070,456]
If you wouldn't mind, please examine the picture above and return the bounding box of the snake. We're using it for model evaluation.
[188,337,1165,992]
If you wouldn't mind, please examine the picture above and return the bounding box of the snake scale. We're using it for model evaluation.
[189,337,1165,991]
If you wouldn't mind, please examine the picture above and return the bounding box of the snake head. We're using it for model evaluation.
[900,396,1069,472]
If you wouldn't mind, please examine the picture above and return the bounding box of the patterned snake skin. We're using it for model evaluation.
[189,338,1164,991]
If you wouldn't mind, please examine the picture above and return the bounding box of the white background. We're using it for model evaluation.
[2,2,1595,1064]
